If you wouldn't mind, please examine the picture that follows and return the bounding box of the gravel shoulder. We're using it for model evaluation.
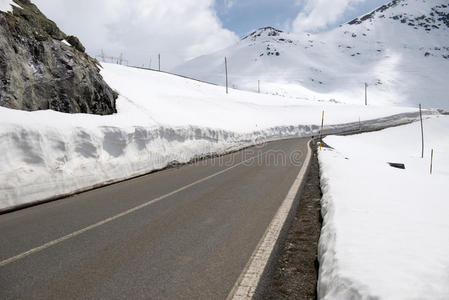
[263,141,322,300]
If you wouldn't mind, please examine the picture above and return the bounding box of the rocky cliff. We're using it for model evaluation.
[0,0,117,115]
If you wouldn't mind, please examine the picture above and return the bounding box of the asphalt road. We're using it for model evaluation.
[0,138,309,300]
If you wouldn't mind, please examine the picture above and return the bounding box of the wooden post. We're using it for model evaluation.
[158,54,161,71]
[365,83,368,106]
[430,149,434,175]
[258,80,260,93]
[419,104,424,158]
[320,110,325,151]
[225,57,228,94]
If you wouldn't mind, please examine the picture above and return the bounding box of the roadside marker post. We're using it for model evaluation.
[419,104,424,158]
[430,149,434,175]
[320,110,325,151]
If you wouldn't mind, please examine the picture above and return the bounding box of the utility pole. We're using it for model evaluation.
[158,54,161,71]
[225,57,228,94]
[365,82,368,106]
[419,104,424,158]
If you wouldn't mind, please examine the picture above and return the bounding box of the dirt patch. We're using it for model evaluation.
[263,142,322,299]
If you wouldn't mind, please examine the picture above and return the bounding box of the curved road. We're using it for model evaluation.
[0,138,309,299]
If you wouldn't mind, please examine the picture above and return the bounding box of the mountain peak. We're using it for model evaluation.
[346,0,449,31]
[242,27,283,41]
[347,0,401,25]
[173,0,449,109]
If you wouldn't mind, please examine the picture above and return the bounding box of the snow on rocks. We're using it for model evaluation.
[318,115,449,299]
[61,39,71,46]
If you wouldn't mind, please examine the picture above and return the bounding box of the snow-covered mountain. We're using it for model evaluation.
[173,0,449,109]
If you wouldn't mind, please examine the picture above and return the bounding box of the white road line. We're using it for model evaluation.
[0,149,268,268]
[227,140,312,300]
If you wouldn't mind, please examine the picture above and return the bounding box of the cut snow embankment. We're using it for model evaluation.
[0,63,434,212]
[318,116,449,299]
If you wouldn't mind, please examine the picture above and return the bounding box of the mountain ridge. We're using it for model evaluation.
[173,0,449,109]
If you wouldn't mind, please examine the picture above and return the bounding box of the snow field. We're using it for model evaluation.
[318,116,449,299]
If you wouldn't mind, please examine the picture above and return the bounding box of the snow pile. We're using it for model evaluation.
[0,63,431,212]
[318,116,449,299]
[173,0,449,109]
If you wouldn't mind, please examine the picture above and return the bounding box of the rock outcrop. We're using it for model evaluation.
[0,0,117,115]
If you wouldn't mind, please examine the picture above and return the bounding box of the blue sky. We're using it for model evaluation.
[215,0,390,37]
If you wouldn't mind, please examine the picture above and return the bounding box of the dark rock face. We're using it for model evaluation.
[66,35,85,53]
[348,0,400,25]
[0,0,117,115]
[242,27,283,41]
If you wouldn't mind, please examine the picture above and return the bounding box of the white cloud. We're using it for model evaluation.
[224,0,236,10]
[292,0,366,32]
[32,0,239,69]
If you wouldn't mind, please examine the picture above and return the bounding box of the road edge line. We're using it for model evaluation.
[227,139,313,300]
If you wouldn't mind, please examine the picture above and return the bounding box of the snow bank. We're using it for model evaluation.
[318,116,449,299]
[0,63,434,212]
